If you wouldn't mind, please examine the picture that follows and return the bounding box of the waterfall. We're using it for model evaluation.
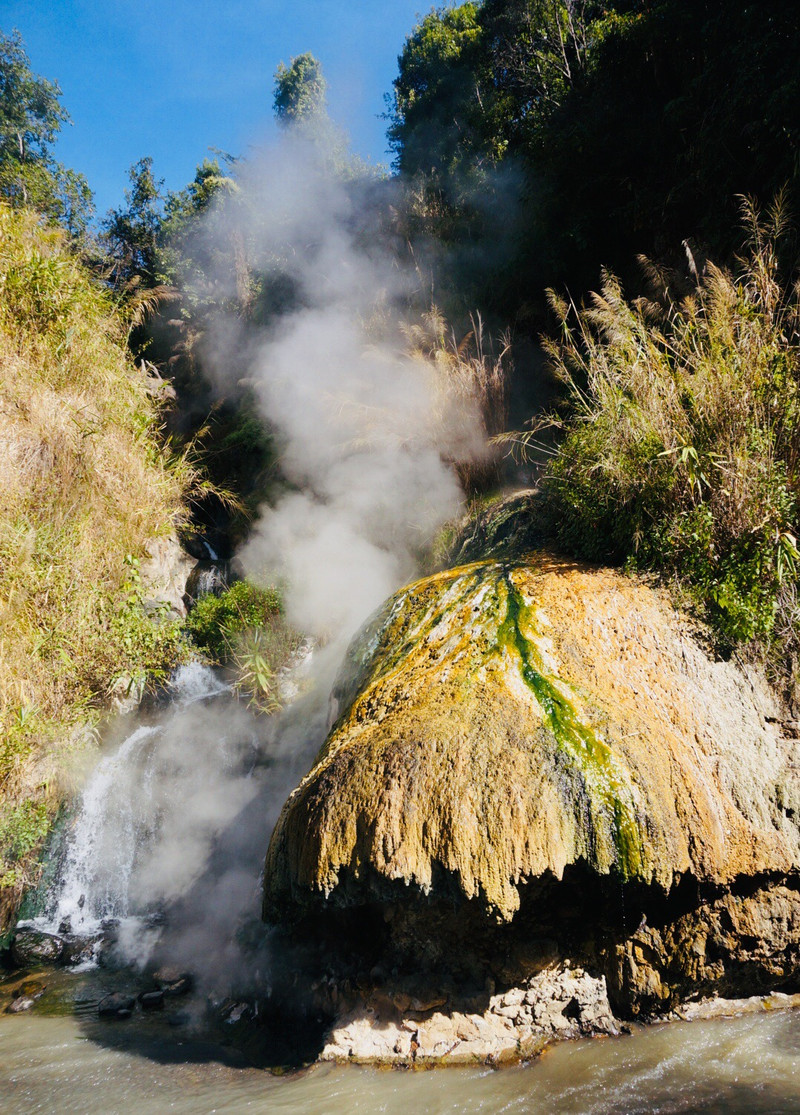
[22,648,321,981]
[25,663,232,943]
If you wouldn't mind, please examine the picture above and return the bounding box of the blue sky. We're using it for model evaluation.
[2,0,427,218]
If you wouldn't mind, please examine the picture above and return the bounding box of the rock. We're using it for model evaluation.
[97,992,136,1019]
[10,928,64,968]
[153,967,193,996]
[140,535,195,618]
[61,934,102,967]
[6,996,35,1013]
[265,555,795,926]
[138,990,164,1011]
[263,551,800,1058]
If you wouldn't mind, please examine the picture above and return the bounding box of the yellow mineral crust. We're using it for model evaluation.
[263,554,797,923]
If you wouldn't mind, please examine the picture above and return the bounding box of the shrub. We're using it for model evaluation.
[529,198,800,648]
[185,581,300,711]
[0,800,50,890]
[185,580,282,660]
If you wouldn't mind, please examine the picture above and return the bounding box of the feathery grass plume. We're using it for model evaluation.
[527,196,800,651]
[0,204,190,915]
[404,306,511,492]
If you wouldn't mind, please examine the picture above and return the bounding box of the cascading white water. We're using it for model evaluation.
[23,647,321,978]
[25,663,231,944]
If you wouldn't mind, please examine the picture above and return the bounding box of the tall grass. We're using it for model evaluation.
[530,198,800,650]
[405,306,511,492]
[0,205,188,915]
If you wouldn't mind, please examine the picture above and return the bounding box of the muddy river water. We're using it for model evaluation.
[2,1005,800,1113]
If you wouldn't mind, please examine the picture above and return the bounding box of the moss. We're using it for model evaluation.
[496,571,644,879]
[266,552,788,927]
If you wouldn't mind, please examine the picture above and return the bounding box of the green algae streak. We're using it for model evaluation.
[495,568,644,879]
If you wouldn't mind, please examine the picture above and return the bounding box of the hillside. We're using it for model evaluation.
[0,205,188,929]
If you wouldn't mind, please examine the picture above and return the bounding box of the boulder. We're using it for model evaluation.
[263,553,800,1034]
[265,554,796,922]
[97,992,136,1019]
[10,928,64,968]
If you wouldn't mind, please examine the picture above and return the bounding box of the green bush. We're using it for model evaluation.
[185,580,283,661]
[531,199,800,649]
[185,580,301,712]
[0,800,50,890]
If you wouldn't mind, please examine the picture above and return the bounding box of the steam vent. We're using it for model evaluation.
[264,553,800,1033]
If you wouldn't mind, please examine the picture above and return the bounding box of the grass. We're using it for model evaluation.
[404,306,511,493]
[511,196,800,656]
[0,204,190,919]
[185,580,302,712]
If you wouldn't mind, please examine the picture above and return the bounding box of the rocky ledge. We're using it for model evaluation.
[263,551,800,1063]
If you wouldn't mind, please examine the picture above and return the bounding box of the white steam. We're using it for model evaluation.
[42,131,493,1000]
[200,133,486,644]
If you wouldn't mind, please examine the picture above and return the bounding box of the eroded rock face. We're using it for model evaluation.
[266,554,798,919]
[320,963,616,1065]
[262,553,800,1047]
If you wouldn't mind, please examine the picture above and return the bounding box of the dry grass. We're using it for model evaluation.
[514,196,800,649]
[404,306,511,492]
[0,205,188,907]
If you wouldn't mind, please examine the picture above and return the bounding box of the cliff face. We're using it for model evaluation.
[265,554,799,924]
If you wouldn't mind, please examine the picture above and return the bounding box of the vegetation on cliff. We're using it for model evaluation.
[0,205,190,907]
[518,201,800,657]
[185,580,301,712]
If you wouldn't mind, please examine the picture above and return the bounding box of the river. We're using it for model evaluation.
[2,1005,800,1113]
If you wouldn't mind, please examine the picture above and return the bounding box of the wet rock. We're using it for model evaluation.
[183,560,233,610]
[153,967,193,996]
[10,928,64,968]
[6,996,36,1013]
[138,990,164,1011]
[97,992,136,1019]
[61,934,102,967]
[266,555,796,926]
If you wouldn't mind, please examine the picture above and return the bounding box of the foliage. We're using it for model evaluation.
[528,200,800,647]
[0,29,93,238]
[185,581,300,712]
[0,799,50,889]
[388,0,800,320]
[185,580,282,660]
[0,204,189,896]
[388,4,485,180]
[274,53,328,130]
[102,156,165,288]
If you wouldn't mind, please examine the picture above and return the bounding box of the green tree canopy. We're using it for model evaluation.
[0,28,93,237]
[273,52,328,130]
[101,156,165,287]
[388,4,486,179]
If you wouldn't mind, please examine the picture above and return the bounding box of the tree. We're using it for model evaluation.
[0,29,93,237]
[101,157,164,287]
[387,4,487,180]
[273,53,328,130]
